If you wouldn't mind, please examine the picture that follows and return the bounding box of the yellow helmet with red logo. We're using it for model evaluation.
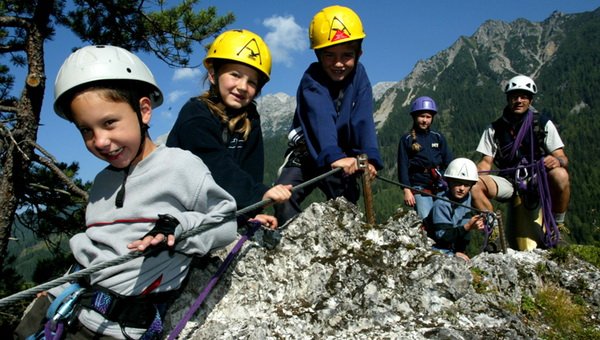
[203,29,271,81]
[309,5,366,50]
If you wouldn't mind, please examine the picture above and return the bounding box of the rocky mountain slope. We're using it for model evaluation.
[165,199,600,339]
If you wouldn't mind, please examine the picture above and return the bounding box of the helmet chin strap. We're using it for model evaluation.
[114,111,147,208]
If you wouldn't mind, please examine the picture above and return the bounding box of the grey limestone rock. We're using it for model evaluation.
[164,198,599,339]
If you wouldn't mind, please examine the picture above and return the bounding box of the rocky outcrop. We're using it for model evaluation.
[256,92,296,138]
[164,199,600,339]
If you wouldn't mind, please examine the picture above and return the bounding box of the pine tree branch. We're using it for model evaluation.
[31,153,89,201]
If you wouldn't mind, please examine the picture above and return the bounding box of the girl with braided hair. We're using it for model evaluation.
[397,96,453,219]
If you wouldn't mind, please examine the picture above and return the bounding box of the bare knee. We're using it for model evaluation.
[548,167,570,191]
[474,175,497,199]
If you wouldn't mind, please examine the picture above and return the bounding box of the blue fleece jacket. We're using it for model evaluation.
[397,129,453,188]
[290,62,383,169]
[166,98,268,209]
[424,191,473,252]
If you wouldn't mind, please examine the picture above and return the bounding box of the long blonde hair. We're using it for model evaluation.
[199,85,254,141]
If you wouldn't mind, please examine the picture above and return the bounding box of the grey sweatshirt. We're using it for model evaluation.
[68,145,237,338]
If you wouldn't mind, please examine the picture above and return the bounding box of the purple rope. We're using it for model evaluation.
[525,118,558,248]
[480,212,496,251]
[167,221,262,340]
[44,320,63,340]
[510,110,534,160]
[535,159,559,247]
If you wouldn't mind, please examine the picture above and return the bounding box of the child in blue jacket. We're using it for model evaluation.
[423,158,485,261]
[167,29,292,211]
[275,5,383,225]
[398,96,453,219]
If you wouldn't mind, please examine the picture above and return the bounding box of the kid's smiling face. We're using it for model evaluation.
[318,42,359,82]
[210,62,259,110]
[70,90,152,169]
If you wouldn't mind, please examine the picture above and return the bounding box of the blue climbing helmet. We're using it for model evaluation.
[410,96,437,115]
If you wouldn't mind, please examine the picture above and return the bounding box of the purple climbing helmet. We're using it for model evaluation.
[410,96,437,115]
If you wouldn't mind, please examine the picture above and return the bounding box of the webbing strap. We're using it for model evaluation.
[80,289,163,339]
[167,220,263,340]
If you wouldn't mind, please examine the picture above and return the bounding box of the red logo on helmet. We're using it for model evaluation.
[331,29,350,42]
[329,17,351,42]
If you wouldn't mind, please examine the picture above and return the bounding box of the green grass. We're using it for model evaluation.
[522,285,600,339]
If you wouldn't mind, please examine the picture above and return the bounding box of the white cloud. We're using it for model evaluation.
[167,89,188,104]
[172,68,201,81]
[263,15,307,67]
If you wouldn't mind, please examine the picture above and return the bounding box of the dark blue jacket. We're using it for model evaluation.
[291,62,383,169]
[423,191,474,252]
[166,98,268,209]
[397,129,453,188]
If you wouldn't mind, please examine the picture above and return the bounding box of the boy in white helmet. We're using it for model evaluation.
[471,74,570,246]
[15,45,277,339]
[423,158,485,261]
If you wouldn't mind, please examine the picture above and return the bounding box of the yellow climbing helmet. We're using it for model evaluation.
[203,29,272,81]
[309,5,366,50]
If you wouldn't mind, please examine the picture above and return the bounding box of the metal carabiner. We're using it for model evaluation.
[515,167,529,191]
[49,288,85,328]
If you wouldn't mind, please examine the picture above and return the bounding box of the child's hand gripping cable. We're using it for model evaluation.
[128,214,180,252]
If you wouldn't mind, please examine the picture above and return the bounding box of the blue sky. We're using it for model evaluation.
[27,0,600,181]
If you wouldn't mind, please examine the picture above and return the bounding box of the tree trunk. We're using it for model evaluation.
[0,1,52,269]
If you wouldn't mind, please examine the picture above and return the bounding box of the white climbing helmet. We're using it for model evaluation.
[504,74,537,95]
[444,158,479,183]
[54,45,163,119]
